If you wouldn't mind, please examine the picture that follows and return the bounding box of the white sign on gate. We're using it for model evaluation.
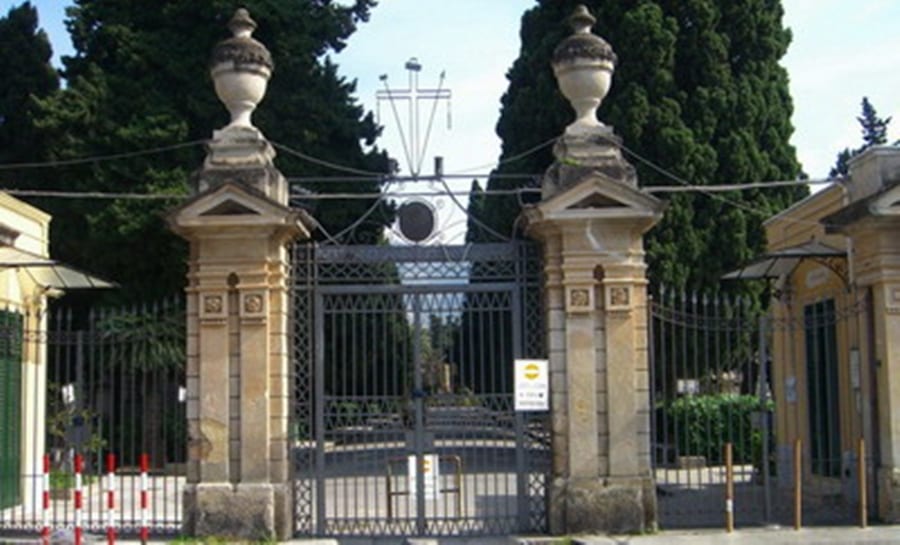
[514,359,549,411]
[408,454,440,500]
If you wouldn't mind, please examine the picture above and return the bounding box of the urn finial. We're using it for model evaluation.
[228,8,256,38]
[210,8,274,130]
[569,4,596,34]
[552,5,617,134]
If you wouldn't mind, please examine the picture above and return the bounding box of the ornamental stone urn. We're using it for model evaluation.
[210,9,273,130]
[552,5,617,134]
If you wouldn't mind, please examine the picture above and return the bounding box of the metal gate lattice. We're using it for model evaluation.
[649,287,869,528]
[291,242,548,537]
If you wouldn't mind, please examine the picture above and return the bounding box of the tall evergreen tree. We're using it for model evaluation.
[475,0,805,290]
[28,0,390,300]
[830,97,892,177]
[0,2,59,185]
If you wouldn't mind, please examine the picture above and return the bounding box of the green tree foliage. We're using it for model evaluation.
[26,0,390,300]
[829,97,892,177]
[475,0,806,290]
[0,2,59,184]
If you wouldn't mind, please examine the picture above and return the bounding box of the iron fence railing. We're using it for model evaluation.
[650,287,871,528]
[0,298,186,536]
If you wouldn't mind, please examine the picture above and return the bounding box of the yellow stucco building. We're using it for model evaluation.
[0,192,111,511]
[756,146,900,520]
[0,192,52,510]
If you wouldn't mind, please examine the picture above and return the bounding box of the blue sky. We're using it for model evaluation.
[4,0,899,184]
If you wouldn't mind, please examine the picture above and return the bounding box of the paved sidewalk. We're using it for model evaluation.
[575,525,900,544]
[280,526,900,545]
[5,526,898,544]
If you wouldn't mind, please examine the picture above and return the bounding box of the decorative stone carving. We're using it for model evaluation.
[201,293,226,320]
[552,5,616,135]
[608,285,631,309]
[196,8,289,205]
[566,286,594,313]
[242,292,266,317]
[210,9,273,130]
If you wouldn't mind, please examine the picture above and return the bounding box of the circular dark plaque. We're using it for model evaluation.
[398,201,436,242]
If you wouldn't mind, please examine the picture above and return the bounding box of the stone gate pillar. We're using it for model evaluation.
[168,10,312,540]
[524,6,665,534]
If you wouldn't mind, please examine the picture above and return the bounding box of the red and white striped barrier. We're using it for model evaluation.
[106,454,116,545]
[139,454,149,543]
[73,454,83,545]
[41,452,154,544]
[41,454,50,544]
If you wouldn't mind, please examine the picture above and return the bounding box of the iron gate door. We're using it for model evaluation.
[292,242,548,538]
[649,287,866,528]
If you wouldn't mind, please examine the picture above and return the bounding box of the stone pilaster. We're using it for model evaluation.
[527,6,664,534]
[172,211,306,540]
[529,199,660,534]
[831,222,900,522]
[168,9,311,539]
[824,145,900,521]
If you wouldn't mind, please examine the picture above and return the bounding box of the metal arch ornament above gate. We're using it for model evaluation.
[290,241,549,538]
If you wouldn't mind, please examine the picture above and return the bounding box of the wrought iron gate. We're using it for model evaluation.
[649,287,870,528]
[291,242,548,537]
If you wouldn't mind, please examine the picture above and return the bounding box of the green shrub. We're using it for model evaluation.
[665,394,771,465]
[49,470,96,490]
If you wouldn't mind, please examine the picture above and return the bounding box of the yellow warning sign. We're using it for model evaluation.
[408,454,439,500]
[514,359,549,411]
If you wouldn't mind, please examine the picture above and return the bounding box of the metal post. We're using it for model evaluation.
[412,294,426,535]
[313,293,326,534]
[511,284,529,531]
[725,442,734,533]
[793,438,802,530]
[758,315,772,522]
[858,437,867,528]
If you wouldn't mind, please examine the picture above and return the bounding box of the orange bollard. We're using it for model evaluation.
[859,437,867,529]
[725,442,734,533]
[793,438,802,530]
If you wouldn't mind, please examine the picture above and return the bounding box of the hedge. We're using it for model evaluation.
[665,394,771,465]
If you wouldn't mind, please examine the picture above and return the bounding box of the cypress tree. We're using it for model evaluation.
[477,0,805,290]
[0,2,59,187]
[28,0,390,300]
[830,97,892,177]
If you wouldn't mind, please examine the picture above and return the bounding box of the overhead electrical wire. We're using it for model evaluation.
[603,133,843,229]
[270,141,391,177]
[0,131,852,232]
[0,140,207,170]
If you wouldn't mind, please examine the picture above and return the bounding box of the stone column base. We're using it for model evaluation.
[549,476,657,535]
[183,482,293,540]
[877,467,900,522]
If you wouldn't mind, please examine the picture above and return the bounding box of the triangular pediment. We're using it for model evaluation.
[536,172,665,220]
[168,182,311,239]
[871,182,900,216]
[200,199,261,216]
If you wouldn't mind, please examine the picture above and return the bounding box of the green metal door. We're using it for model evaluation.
[0,310,23,509]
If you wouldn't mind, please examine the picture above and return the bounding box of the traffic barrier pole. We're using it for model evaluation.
[41,454,50,544]
[106,454,116,545]
[74,454,83,545]
[725,442,734,533]
[859,437,867,528]
[139,454,149,544]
